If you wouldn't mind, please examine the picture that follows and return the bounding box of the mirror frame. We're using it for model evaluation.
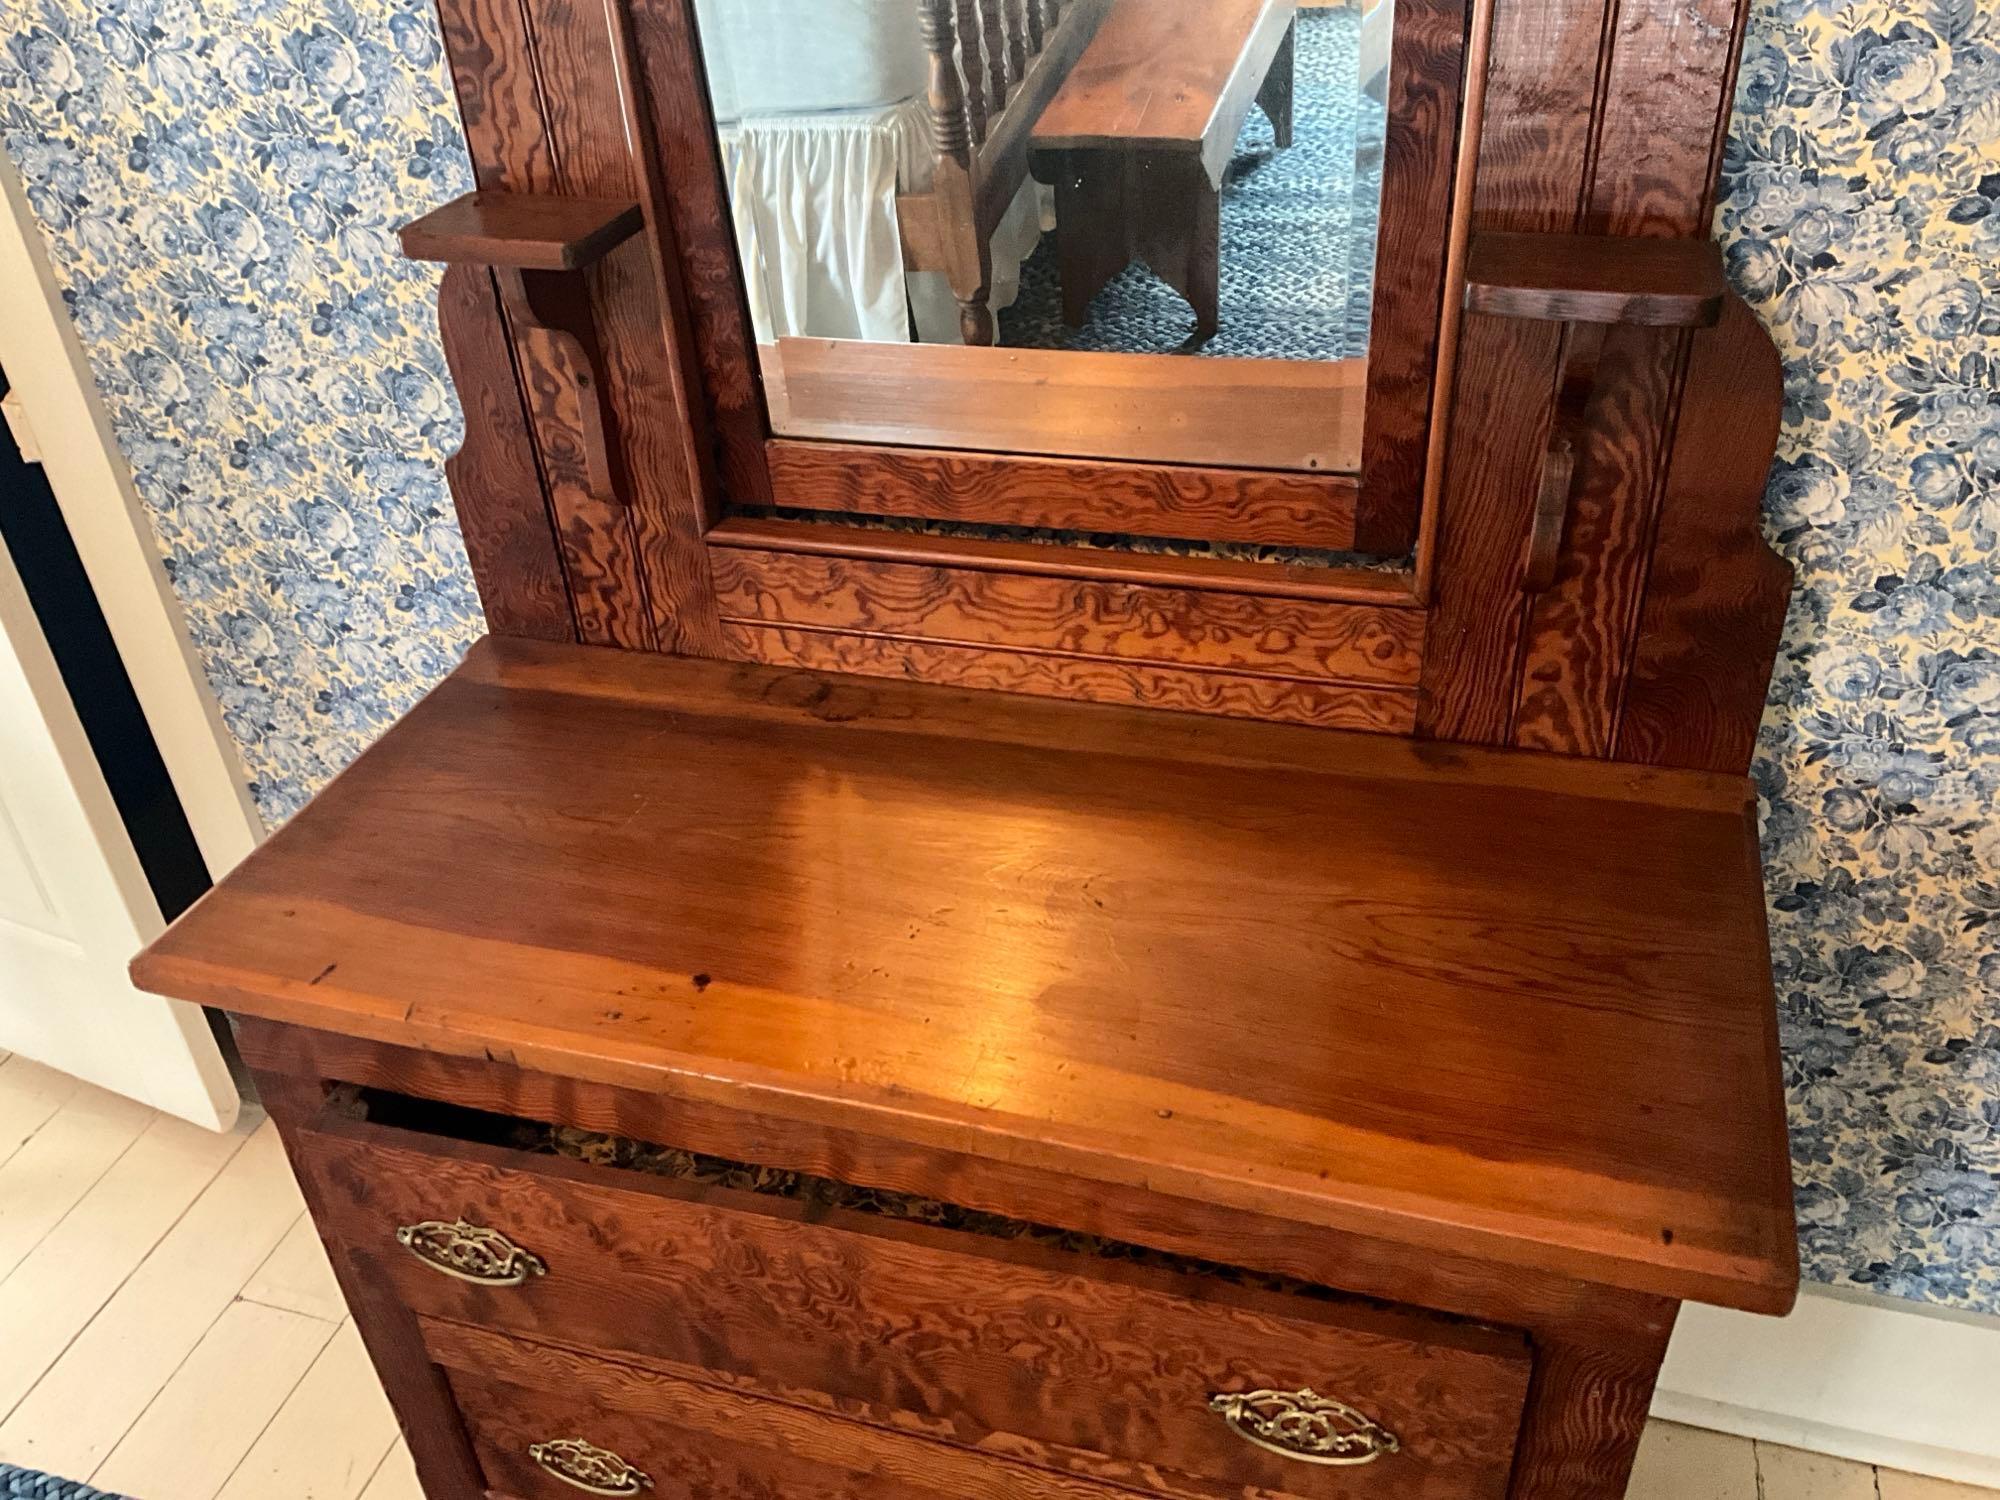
[641,0,1472,561]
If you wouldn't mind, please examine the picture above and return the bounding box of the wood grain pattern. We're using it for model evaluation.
[711,548,1424,684]
[1464,232,1726,326]
[1616,294,1792,773]
[624,0,772,509]
[1508,1321,1676,1500]
[136,637,1796,1315]
[1511,322,1681,757]
[761,338,1365,474]
[298,1121,1529,1500]
[1032,0,1293,163]
[723,624,1420,732]
[710,515,1413,604]
[1468,0,1607,232]
[428,0,727,651]
[1585,0,1747,237]
[432,263,575,641]
[437,1330,1147,1500]
[764,440,1360,551]
[527,0,722,654]
[1352,0,1467,553]
[250,1024,1686,1500]
[432,0,651,647]
[237,1022,1694,1349]
[1414,312,1560,742]
[398,190,643,271]
[435,0,556,195]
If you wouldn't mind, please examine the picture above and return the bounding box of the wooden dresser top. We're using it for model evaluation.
[134,636,1797,1314]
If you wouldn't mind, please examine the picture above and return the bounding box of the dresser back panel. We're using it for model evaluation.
[415,0,1790,773]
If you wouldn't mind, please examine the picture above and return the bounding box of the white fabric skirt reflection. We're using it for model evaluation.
[716,99,1046,345]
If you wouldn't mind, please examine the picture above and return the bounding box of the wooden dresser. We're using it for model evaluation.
[133,0,1799,1494]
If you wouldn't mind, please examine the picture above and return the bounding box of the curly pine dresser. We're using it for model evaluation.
[133,0,1800,1495]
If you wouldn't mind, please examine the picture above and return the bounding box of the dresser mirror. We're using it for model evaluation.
[692,0,1401,484]
[661,0,1466,562]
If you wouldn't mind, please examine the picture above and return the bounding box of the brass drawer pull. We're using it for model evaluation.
[1208,1387,1402,1466]
[529,1438,653,1495]
[395,1218,547,1286]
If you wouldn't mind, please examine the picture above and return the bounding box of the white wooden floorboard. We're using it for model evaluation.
[91,1298,337,1500]
[1759,1440,1883,1499]
[356,1439,424,1500]
[1881,1472,2000,1498]
[0,1054,83,1169]
[0,1106,247,1423]
[0,1116,296,1476]
[241,1209,348,1323]
[1626,1421,1764,1500]
[213,1320,399,1500]
[0,1079,152,1282]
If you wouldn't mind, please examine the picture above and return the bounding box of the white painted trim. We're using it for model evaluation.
[0,154,265,878]
[1655,1282,2000,1487]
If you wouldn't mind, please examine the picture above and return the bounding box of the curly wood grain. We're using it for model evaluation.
[1354,0,1467,553]
[302,1126,1528,1500]
[246,1022,1689,1350]
[1615,295,1791,773]
[433,264,575,640]
[711,549,1422,684]
[442,1340,1141,1500]
[723,624,1418,731]
[1511,323,1683,756]
[764,440,1359,551]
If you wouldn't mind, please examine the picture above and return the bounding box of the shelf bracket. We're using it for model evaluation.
[400,192,645,509]
[1464,231,1727,594]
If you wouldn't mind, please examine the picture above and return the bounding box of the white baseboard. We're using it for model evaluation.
[1653,1282,2000,1487]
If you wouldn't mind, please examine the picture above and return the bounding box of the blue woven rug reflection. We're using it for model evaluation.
[0,1466,130,1500]
[1001,7,1381,360]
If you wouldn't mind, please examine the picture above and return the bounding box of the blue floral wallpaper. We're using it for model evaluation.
[0,0,483,821]
[1723,0,2000,1313]
[1,0,1997,1312]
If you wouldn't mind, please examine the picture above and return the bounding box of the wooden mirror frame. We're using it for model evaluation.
[410,0,1791,775]
[636,0,1470,561]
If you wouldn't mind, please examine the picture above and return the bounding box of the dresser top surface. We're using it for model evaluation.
[135,636,1796,1313]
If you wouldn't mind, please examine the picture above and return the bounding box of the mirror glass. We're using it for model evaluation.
[693,0,1394,476]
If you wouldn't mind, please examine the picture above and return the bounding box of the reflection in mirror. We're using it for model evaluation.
[693,0,1394,476]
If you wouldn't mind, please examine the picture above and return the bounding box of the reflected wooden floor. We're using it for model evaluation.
[760,337,1367,473]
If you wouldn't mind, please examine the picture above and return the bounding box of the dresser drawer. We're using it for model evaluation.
[297,1116,1531,1500]
[428,1318,1151,1500]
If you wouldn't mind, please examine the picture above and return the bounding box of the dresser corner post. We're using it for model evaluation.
[1507,1293,1680,1499]
[253,1053,489,1500]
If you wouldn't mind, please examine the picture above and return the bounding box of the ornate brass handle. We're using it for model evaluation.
[395,1218,547,1286]
[1208,1387,1402,1466]
[529,1438,653,1495]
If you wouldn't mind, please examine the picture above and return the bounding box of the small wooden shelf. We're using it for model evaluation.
[399,191,644,272]
[1464,231,1726,327]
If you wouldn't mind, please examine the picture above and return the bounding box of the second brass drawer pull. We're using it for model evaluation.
[529,1438,653,1495]
[1208,1387,1402,1466]
[395,1218,547,1286]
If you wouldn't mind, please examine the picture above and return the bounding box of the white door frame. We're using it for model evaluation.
[0,153,264,878]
